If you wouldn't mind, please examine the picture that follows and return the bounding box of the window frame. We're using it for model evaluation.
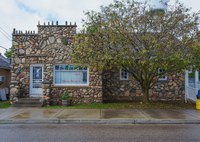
[158,68,167,81]
[120,68,129,80]
[53,64,89,86]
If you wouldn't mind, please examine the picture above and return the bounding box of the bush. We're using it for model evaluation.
[60,91,71,100]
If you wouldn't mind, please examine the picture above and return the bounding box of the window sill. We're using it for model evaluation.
[52,84,90,88]
[158,79,167,81]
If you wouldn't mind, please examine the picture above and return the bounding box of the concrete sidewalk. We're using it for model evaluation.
[0,108,200,124]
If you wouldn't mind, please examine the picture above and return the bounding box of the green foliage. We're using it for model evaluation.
[60,91,71,100]
[0,101,11,108]
[190,34,200,70]
[72,0,199,103]
[4,49,11,58]
[189,71,195,79]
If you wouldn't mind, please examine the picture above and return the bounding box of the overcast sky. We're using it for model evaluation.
[0,0,199,56]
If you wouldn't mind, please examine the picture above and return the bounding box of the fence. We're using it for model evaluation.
[186,86,198,102]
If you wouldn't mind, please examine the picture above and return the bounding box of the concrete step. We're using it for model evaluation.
[12,103,43,107]
[18,98,41,102]
[12,97,43,107]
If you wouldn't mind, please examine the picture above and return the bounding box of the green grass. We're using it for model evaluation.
[0,101,11,108]
[46,102,195,109]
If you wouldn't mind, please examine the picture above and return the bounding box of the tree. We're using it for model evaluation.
[4,49,11,58]
[72,0,199,103]
[190,32,200,70]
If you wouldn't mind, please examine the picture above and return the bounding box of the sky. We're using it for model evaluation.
[0,0,199,56]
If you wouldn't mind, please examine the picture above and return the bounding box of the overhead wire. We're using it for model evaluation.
[0,27,12,38]
[0,28,12,41]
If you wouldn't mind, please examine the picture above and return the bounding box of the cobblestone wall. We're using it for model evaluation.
[10,21,102,104]
[10,21,185,104]
[102,69,184,102]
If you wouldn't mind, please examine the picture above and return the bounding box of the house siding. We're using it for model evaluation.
[0,68,10,88]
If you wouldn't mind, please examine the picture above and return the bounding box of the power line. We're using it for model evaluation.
[0,45,8,51]
[0,29,11,41]
[0,27,12,38]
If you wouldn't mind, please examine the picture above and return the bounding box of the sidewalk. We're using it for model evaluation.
[0,108,200,124]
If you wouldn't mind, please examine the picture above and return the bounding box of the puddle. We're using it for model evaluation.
[57,110,99,119]
[57,114,71,119]
[101,109,143,119]
[143,109,186,119]
[12,112,31,119]
[43,110,57,117]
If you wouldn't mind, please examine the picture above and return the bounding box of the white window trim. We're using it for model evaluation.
[53,64,89,86]
[158,68,167,81]
[120,68,129,80]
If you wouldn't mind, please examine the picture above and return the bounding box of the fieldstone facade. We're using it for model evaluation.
[102,69,184,102]
[10,21,185,105]
[10,22,102,105]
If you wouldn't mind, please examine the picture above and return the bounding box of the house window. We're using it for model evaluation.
[54,64,89,86]
[158,68,167,80]
[120,68,128,80]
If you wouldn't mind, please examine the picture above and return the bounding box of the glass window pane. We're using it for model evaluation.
[55,71,61,84]
[83,71,87,83]
[54,65,88,85]
[55,65,59,70]
[74,65,79,70]
[33,67,42,79]
[60,65,65,70]
[65,65,69,70]
[69,65,74,70]
[120,68,128,80]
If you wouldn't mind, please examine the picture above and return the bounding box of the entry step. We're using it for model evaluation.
[12,97,43,107]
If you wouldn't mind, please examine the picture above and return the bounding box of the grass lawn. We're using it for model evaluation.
[46,102,196,109]
[0,101,11,108]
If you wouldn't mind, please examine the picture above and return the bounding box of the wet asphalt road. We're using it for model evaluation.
[0,124,200,142]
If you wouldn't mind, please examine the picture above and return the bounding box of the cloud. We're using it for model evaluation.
[0,0,199,56]
[15,0,37,14]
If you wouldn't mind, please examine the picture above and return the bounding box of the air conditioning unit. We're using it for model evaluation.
[0,76,5,82]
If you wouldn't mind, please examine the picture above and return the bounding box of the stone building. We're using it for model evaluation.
[10,21,102,105]
[102,69,184,102]
[10,21,185,106]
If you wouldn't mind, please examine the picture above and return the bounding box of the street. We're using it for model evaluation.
[0,124,199,142]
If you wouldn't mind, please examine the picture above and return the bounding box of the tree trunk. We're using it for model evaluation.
[141,87,150,103]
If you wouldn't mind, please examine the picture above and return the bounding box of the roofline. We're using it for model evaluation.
[0,66,11,70]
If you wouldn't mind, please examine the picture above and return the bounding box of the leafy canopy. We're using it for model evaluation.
[72,0,199,102]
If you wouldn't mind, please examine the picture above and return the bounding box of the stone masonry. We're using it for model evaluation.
[10,21,102,105]
[10,21,185,105]
[102,69,184,102]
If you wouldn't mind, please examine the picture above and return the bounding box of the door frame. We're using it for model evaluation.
[29,64,44,97]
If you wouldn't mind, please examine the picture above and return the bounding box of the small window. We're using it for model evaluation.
[0,76,5,82]
[158,68,167,80]
[120,68,128,80]
[53,64,89,86]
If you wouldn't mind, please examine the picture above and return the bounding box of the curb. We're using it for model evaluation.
[1,119,200,124]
